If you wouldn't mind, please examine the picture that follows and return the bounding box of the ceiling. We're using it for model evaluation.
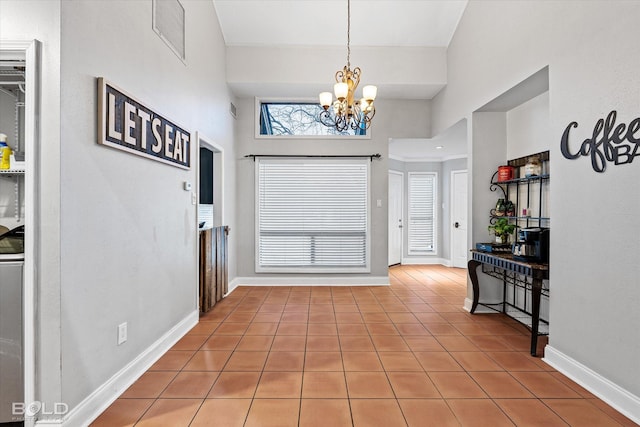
[389,120,467,162]
[213,1,468,48]
[213,1,469,160]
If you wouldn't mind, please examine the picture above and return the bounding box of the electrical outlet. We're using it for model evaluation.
[117,322,127,345]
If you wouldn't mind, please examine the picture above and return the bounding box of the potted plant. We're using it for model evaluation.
[488,218,517,244]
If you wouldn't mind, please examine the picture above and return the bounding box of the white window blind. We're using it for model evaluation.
[408,173,437,254]
[257,159,369,272]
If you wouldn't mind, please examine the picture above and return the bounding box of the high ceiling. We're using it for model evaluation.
[213,1,470,158]
[213,1,468,48]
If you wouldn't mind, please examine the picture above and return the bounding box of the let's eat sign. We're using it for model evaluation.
[98,77,190,169]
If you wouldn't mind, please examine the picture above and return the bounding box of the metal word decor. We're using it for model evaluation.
[97,77,191,169]
[560,110,640,173]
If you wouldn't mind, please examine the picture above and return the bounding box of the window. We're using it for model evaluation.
[408,172,437,254]
[257,101,367,137]
[256,158,370,272]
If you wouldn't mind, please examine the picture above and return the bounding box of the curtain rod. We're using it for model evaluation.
[244,153,382,162]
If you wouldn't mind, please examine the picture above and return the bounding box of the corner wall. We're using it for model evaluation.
[434,0,640,418]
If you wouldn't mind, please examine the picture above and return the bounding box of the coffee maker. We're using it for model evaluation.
[512,227,549,263]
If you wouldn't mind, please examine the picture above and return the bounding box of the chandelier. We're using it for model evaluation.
[318,0,377,132]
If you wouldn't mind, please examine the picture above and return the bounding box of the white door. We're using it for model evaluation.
[451,170,468,268]
[388,171,403,266]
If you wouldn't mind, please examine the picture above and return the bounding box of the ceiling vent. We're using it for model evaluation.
[152,0,186,62]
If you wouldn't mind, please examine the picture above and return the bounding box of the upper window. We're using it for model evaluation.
[408,172,437,255]
[257,101,367,137]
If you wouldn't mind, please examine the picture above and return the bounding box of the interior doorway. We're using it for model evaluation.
[450,169,468,268]
[388,170,403,266]
[196,133,223,229]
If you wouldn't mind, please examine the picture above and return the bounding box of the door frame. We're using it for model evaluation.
[450,169,468,268]
[388,170,404,266]
[195,132,224,308]
[0,39,41,427]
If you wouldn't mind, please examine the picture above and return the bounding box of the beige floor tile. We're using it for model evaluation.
[398,399,459,427]
[149,350,195,371]
[263,351,305,371]
[90,398,154,427]
[350,399,407,427]
[342,351,383,371]
[495,399,569,427]
[255,371,303,398]
[208,372,261,398]
[428,372,487,398]
[299,399,352,427]
[302,371,348,398]
[345,371,394,398]
[120,371,177,399]
[183,351,231,371]
[135,399,202,427]
[244,399,300,427]
[304,351,343,371]
[161,371,219,398]
[190,399,251,427]
[387,371,440,398]
[447,399,515,427]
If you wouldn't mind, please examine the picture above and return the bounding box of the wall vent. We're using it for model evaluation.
[229,102,237,119]
[153,0,186,62]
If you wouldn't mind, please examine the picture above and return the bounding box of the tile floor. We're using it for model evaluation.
[92,265,636,426]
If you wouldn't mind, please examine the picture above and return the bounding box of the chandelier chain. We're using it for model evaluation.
[347,0,351,68]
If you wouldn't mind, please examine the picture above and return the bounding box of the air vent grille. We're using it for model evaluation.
[153,0,186,61]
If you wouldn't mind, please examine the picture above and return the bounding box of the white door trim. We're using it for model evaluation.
[0,39,41,427]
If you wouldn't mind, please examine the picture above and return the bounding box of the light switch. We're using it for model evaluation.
[183,181,192,191]
[376,199,382,208]
[191,192,197,205]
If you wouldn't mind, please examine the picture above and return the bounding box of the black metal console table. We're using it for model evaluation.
[468,250,549,356]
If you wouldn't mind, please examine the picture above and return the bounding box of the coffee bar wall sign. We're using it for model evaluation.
[561,110,640,173]
[98,77,191,169]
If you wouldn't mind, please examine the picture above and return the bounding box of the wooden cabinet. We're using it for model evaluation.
[199,226,229,312]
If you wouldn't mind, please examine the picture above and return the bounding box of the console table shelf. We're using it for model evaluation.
[468,250,549,356]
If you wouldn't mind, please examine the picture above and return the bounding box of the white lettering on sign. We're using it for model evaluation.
[98,78,190,169]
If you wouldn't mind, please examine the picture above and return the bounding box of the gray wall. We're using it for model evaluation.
[235,98,431,281]
[435,0,640,401]
[4,0,237,413]
[57,0,237,409]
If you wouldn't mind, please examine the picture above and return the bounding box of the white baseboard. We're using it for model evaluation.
[543,345,640,424]
[401,257,450,266]
[229,276,390,287]
[49,310,199,427]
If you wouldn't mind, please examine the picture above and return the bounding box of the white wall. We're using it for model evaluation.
[234,98,430,283]
[506,91,550,160]
[434,0,640,415]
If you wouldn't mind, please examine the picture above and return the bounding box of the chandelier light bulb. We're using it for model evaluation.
[319,92,333,109]
[334,82,348,100]
[363,85,377,102]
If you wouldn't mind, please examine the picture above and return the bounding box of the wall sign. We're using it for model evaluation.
[97,77,190,169]
[560,110,640,173]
